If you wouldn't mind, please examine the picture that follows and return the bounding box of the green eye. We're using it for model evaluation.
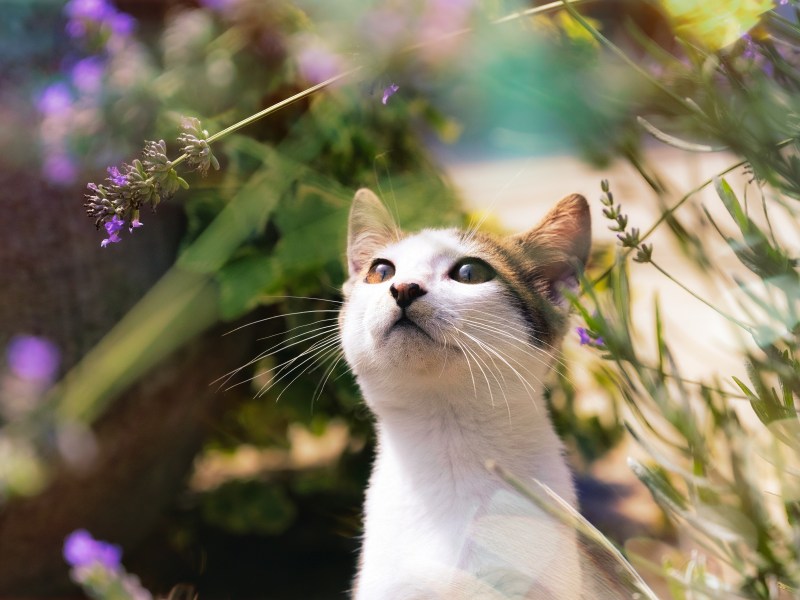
[450,259,495,284]
[366,260,396,284]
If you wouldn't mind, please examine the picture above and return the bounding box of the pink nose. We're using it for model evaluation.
[390,282,427,308]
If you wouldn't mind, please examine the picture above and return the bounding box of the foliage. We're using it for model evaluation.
[5,0,800,597]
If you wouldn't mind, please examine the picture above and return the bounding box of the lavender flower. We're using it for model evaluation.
[382,83,400,105]
[107,165,127,186]
[6,336,60,383]
[36,83,73,116]
[177,118,220,176]
[65,0,136,41]
[63,529,122,570]
[100,214,125,247]
[71,57,105,94]
[64,0,113,21]
[576,327,592,346]
[296,43,344,85]
[43,153,78,185]
[576,327,604,348]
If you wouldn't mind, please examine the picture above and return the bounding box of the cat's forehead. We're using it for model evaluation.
[381,229,486,263]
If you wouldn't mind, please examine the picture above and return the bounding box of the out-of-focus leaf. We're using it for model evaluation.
[200,480,296,535]
[695,503,758,547]
[216,253,283,321]
[178,153,289,274]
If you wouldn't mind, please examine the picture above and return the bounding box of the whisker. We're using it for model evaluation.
[223,309,341,336]
[222,333,339,393]
[256,334,342,398]
[212,322,341,389]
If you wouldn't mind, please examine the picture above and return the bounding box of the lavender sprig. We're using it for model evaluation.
[177,117,220,176]
[599,179,653,263]
[84,139,188,247]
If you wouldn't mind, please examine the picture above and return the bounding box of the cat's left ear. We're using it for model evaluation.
[347,188,399,279]
[512,193,591,298]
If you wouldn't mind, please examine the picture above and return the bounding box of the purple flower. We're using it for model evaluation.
[63,529,122,570]
[576,327,592,346]
[296,44,343,85]
[64,0,112,21]
[200,0,237,10]
[71,57,105,94]
[6,335,60,383]
[108,11,135,36]
[106,165,127,186]
[382,83,399,105]
[101,214,125,247]
[36,83,73,116]
[43,153,78,185]
[129,217,143,233]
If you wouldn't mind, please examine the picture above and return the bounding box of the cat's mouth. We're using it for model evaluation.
[389,314,434,341]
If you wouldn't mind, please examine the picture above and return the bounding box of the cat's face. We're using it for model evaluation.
[340,189,591,401]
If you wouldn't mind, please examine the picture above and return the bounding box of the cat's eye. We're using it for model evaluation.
[366,259,396,284]
[449,259,495,284]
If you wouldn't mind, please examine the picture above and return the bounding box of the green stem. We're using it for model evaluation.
[170,67,363,170]
[588,142,793,289]
[649,259,754,332]
[168,0,597,172]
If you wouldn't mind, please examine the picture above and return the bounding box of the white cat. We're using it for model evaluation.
[340,188,591,599]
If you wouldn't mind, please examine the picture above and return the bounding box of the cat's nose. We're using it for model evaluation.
[390,282,427,309]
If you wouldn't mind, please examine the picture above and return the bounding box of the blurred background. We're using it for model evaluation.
[3,0,800,598]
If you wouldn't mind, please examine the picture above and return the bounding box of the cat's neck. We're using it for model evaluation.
[360,373,576,506]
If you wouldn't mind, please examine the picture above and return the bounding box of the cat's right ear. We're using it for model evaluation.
[347,188,399,279]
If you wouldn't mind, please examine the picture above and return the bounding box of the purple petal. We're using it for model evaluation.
[576,327,591,346]
[6,335,60,383]
[36,83,73,116]
[381,83,399,105]
[106,165,127,186]
[72,57,105,94]
[64,0,112,21]
[104,215,125,235]
[63,529,122,569]
[107,12,135,36]
[42,154,78,186]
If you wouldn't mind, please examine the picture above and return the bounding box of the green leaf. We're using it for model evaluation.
[178,147,292,274]
[714,177,750,235]
[216,252,283,321]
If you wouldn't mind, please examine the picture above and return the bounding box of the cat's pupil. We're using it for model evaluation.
[459,264,474,282]
[451,259,494,284]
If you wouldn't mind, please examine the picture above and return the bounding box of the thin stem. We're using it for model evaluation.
[589,140,793,289]
[167,0,599,171]
[649,259,754,332]
[170,67,363,170]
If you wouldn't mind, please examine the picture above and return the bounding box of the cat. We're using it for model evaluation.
[339,188,592,599]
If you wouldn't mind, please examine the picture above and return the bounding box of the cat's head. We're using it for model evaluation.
[339,188,591,399]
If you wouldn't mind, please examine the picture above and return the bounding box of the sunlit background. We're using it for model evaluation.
[2,0,800,598]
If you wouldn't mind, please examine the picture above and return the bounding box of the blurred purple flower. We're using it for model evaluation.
[382,83,399,105]
[6,335,60,383]
[200,0,237,11]
[296,44,343,85]
[101,214,125,247]
[576,327,592,346]
[108,11,135,36]
[43,153,79,185]
[37,83,73,116]
[71,57,105,94]
[129,217,143,233]
[63,529,122,570]
[64,0,112,21]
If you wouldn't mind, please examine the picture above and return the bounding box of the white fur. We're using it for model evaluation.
[342,230,582,599]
